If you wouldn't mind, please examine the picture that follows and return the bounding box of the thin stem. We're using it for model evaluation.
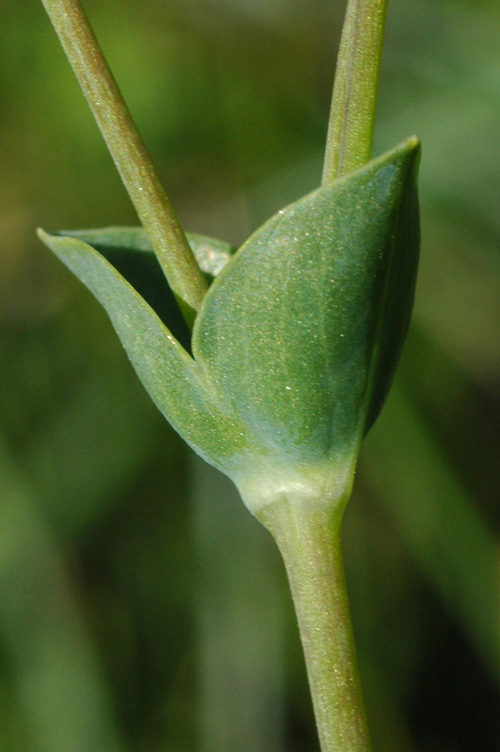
[258,495,371,752]
[322,0,388,184]
[41,0,208,325]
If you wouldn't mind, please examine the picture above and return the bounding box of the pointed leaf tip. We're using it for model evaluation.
[37,228,247,472]
[38,138,420,499]
[192,139,421,486]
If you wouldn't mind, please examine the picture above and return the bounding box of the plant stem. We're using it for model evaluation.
[258,494,371,752]
[40,0,208,326]
[322,0,388,183]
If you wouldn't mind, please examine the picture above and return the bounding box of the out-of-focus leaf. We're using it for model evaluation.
[191,453,286,752]
[414,220,500,383]
[362,382,500,684]
[0,437,125,752]
[22,366,160,537]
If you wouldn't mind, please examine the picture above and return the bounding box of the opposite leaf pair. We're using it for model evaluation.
[39,137,420,515]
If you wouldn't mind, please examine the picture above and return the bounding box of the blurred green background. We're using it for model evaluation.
[1,0,499,750]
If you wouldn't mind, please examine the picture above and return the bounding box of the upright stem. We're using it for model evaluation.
[322,0,388,183]
[40,0,208,326]
[258,496,371,752]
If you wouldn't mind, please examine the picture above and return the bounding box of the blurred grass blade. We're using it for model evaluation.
[22,367,159,537]
[191,454,286,752]
[0,437,125,752]
[362,382,500,683]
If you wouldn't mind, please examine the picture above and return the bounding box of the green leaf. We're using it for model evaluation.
[363,150,420,431]
[57,228,234,350]
[61,227,234,280]
[192,139,420,502]
[37,228,247,472]
[39,140,419,508]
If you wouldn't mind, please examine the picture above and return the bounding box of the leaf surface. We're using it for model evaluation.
[193,139,420,487]
[38,229,246,472]
[59,228,234,348]
[39,140,420,496]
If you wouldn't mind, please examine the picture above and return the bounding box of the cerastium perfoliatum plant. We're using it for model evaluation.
[38,0,420,749]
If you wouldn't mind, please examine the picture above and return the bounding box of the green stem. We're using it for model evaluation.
[322,0,388,183]
[258,495,371,752]
[40,0,208,326]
